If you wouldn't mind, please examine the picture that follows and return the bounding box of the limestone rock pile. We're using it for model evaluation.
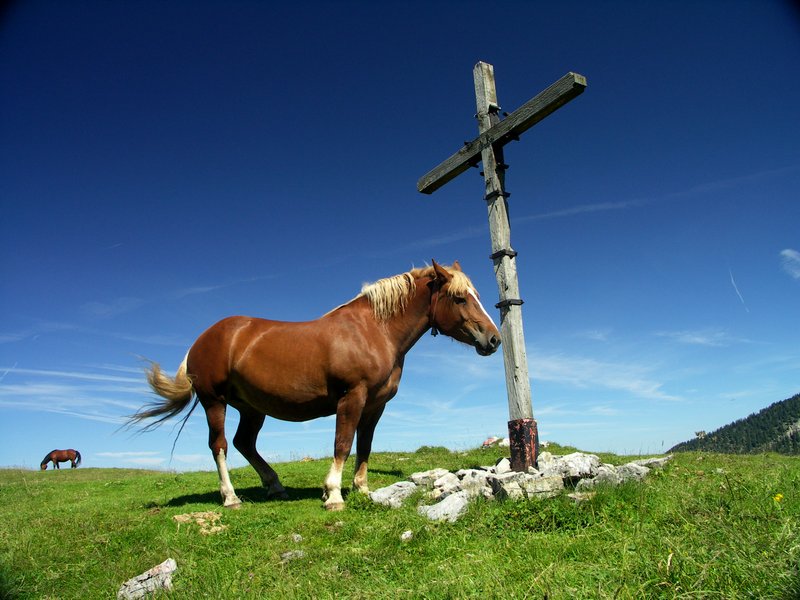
[369,451,672,522]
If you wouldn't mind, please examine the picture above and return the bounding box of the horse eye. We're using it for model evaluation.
[453,296,467,305]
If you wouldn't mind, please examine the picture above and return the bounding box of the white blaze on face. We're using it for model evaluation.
[468,288,498,330]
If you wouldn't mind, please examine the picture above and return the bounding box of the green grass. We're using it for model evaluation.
[1,445,798,599]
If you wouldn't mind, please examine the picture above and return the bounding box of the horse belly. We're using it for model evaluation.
[229,371,338,422]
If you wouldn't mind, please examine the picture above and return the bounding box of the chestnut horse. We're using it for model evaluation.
[129,261,500,510]
[40,449,81,470]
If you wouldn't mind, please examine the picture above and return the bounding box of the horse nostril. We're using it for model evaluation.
[490,335,500,348]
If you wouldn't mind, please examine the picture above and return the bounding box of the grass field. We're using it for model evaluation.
[1,444,798,599]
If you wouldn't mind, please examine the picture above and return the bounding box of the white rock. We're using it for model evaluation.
[409,468,450,488]
[369,481,418,508]
[417,491,470,522]
[494,457,512,475]
[519,474,564,499]
[617,463,650,482]
[117,558,177,600]
[632,455,673,469]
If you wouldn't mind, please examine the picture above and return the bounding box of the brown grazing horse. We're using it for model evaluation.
[40,449,82,470]
[129,261,500,510]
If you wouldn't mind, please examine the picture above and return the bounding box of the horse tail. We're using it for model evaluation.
[74,450,82,466]
[128,354,196,430]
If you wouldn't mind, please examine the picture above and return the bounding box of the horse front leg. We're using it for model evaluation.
[353,404,386,494]
[323,386,367,511]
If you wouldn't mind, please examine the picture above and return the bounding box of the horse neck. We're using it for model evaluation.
[380,277,432,354]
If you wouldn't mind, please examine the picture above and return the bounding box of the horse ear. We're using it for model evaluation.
[431,259,452,283]
[452,260,462,271]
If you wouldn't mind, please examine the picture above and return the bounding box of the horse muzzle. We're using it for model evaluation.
[474,332,501,356]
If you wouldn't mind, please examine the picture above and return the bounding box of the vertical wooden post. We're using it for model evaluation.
[473,62,538,471]
[418,64,585,471]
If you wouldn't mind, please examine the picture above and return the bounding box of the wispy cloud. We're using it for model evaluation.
[0,367,142,384]
[781,249,800,280]
[0,321,79,344]
[656,328,746,347]
[0,365,148,425]
[517,199,650,224]
[96,451,160,458]
[82,297,146,319]
[729,269,749,312]
[573,329,612,342]
[528,350,680,402]
[385,165,800,256]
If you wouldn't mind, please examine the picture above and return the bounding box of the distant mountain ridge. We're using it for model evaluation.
[669,393,800,455]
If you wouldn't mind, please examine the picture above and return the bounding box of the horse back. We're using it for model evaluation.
[187,315,334,400]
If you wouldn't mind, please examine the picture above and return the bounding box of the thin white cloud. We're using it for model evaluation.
[780,249,800,280]
[0,367,142,383]
[656,329,745,347]
[573,329,612,342]
[0,365,150,425]
[729,269,749,313]
[125,457,166,466]
[82,297,145,319]
[96,451,161,458]
[0,322,79,344]
[528,350,680,402]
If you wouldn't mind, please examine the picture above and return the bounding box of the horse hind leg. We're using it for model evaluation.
[204,400,242,509]
[232,407,288,500]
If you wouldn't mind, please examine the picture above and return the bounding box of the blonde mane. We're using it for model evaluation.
[359,264,475,321]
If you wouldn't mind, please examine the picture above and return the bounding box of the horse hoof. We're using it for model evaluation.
[224,502,242,510]
[324,502,345,512]
[268,490,290,501]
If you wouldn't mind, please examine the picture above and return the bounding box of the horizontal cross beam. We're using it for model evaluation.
[417,71,587,194]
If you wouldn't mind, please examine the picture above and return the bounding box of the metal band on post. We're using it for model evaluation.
[489,249,517,260]
[495,298,524,309]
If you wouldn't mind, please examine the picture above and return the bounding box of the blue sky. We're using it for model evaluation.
[2,1,799,471]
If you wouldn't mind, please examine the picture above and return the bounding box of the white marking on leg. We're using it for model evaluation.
[214,449,241,507]
[323,458,345,509]
[353,459,369,493]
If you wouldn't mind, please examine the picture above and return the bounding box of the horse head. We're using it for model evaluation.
[429,260,501,356]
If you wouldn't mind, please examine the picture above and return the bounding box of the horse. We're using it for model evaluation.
[40,449,82,470]
[128,260,501,510]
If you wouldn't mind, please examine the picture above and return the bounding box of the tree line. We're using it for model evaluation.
[669,393,800,455]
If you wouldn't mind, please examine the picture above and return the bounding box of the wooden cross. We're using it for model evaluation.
[418,62,586,471]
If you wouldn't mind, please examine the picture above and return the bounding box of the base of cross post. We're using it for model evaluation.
[508,418,538,472]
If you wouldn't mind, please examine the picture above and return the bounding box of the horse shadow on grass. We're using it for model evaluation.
[161,485,323,508]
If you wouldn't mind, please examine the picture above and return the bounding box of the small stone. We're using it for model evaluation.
[117,558,177,600]
[280,550,305,563]
[369,481,418,508]
[617,463,650,482]
[519,474,564,499]
[417,491,470,522]
[568,491,596,504]
[400,530,413,542]
[409,468,450,488]
[494,457,512,475]
[432,472,461,498]
[632,455,673,469]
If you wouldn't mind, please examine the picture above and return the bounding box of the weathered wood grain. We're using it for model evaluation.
[417,71,586,194]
